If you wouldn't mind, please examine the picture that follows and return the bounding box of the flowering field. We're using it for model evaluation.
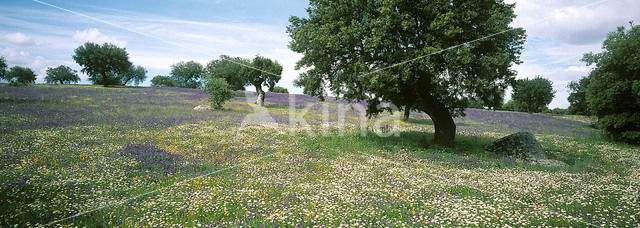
[1,85,639,227]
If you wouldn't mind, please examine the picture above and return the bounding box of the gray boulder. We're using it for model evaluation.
[485,132,545,160]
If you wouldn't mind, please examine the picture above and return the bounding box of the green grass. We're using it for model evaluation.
[0,85,638,227]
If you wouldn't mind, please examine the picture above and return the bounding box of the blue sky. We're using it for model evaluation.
[1,0,639,108]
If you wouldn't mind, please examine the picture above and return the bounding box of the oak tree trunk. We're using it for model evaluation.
[422,96,456,147]
[403,107,411,122]
[256,86,265,106]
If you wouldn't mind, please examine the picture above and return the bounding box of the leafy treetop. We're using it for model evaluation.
[73,42,132,86]
[170,61,204,89]
[45,65,80,84]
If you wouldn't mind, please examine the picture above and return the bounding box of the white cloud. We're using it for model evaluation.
[73,28,127,47]
[509,0,640,45]
[503,0,640,109]
[2,32,34,45]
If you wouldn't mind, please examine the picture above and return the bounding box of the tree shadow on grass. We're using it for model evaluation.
[359,130,518,167]
[406,118,434,126]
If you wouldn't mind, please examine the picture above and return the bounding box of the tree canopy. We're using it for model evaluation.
[511,76,555,113]
[45,65,80,84]
[582,23,640,144]
[121,65,147,86]
[205,55,250,91]
[245,56,283,106]
[567,76,590,115]
[72,42,132,86]
[269,86,289,94]
[7,66,37,84]
[151,75,178,87]
[293,71,326,101]
[0,56,7,82]
[287,0,525,146]
[170,61,204,88]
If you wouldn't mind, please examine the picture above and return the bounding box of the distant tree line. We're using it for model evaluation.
[0,56,37,86]
[567,23,640,144]
[147,54,284,109]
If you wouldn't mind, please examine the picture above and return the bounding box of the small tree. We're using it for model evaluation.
[45,65,80,84]
[170,61,203,88]
[511,76,555,113]
[269,86,289,94]
[205,55,250,91]
[150,75,178,87]
[245,56,282,106]
[0,56,7,82]
[73,42,132,86]
[121,65,147,86]
[583,23,640,144]
[7,66,37,84]
[567,76,590,115]
[204,76,233,109]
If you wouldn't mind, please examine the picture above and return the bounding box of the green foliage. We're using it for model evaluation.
[501,100,517,112]
[466,99,485,109]
[287,0,525,145]
[511,76,555,113]
[246,56,282,90]
[72,42,132,86]
[0,56,7,82]
[121,65,147,86]
[269,86,289,94]
[205,55,250,91]
[170,61,203,88]
[567,76,590,115]
[44,65,80,84]
[7,66,37,84]
[150,75,178,87]
[551,108,569,115]
[582,23,640,144]
[204,77,233,109]
[293,71,326,101]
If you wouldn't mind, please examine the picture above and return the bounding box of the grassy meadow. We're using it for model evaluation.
[1,85,638,227]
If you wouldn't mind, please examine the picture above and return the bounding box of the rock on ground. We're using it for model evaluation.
[194,104,211,110]
[485,132,546,160]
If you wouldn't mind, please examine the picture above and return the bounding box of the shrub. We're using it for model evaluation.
[551,108,569,115]
[204,77,233,109]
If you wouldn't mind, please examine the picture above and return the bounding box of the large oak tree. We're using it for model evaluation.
[73,42,132,86]
[288,0,525,146]
[582,23,640,144]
